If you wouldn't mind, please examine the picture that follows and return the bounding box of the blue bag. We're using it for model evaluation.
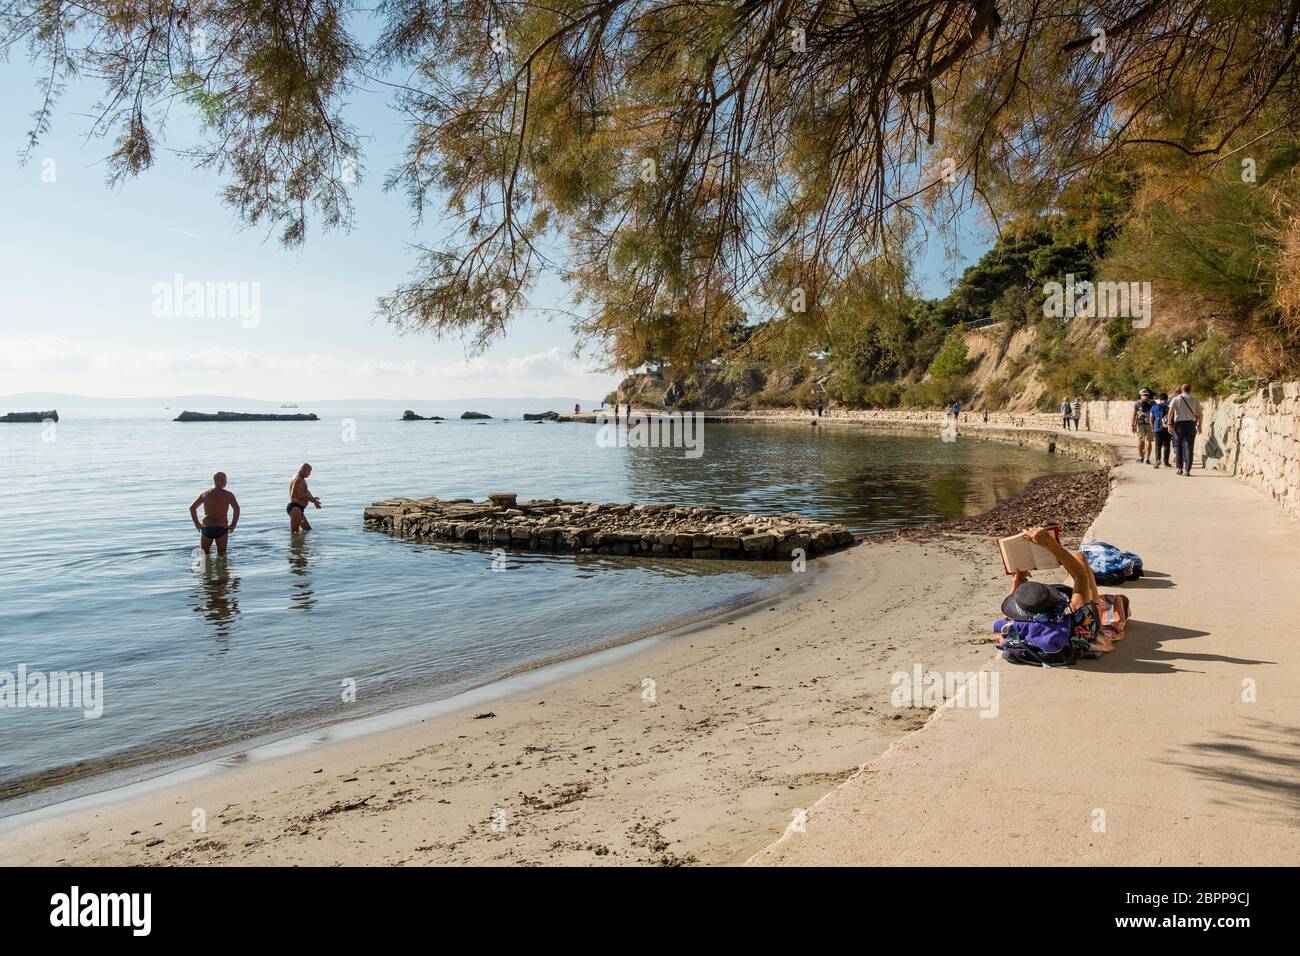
[1081,541,1144,585]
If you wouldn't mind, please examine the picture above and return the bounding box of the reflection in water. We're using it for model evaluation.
[412,539,782,579]
[192,557,241,638]
[288,536,316,611]
[620,424,1082,531]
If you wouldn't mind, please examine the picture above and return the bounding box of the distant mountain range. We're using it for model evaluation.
[0,392,601,412]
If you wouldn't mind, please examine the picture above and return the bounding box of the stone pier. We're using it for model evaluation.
[363,495,855,560]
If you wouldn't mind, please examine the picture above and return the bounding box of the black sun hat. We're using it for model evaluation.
[1001,581,1070,622]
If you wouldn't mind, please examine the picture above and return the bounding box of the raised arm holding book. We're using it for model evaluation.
[1020,527,1099,611]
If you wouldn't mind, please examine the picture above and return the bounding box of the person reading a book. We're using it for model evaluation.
[1000,527,1113,656]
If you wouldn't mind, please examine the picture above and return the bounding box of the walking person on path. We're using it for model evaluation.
[1151,392,1173,469]
[1071,397,1082,431]
[1061,398,1072,430]
[1168,384,1204,475]
[1131,388,1156,464]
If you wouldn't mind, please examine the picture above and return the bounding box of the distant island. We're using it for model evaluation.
[1,410,58,423]
[460,411,493,419]
[174,411,319,422]
[401,410,446,421]
[0,392,601,411]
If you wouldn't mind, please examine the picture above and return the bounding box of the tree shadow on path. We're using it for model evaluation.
[1162,718,1300,828]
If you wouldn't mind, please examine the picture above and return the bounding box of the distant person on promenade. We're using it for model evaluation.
[189,471,240,556]
[1168,384,1203,475]
[287,463,322,532]
[1071,397,1082,430]
[1060,399,1072,430]
[1131,388,1155,464]
[1151,392,1172,469]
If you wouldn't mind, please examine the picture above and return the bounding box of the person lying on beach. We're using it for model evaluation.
[288,463,322,533]
[189,471,239,556]
[998,526,1114,658]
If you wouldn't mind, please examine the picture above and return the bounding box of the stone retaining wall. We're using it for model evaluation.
[694,412,1118,468]
[363,495,855,560]
[703,408,1063,430]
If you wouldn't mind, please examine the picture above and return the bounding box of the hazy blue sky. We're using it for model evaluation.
[0,43,986,402]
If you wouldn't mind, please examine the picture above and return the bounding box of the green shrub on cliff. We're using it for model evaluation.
[928,327,972,381]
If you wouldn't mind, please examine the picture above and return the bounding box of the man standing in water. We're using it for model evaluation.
[288,463,322,532]
[189,471,240,556]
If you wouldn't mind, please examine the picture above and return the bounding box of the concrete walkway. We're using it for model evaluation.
[752,430,1300,865]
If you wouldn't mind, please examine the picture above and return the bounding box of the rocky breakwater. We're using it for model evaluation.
[1,410,58,423]
[175,411,319,422]
[363,492,855,561]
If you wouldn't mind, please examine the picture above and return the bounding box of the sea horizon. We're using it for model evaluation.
[1,391,606,411]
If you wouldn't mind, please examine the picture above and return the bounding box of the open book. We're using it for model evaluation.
[997,527,1062,575]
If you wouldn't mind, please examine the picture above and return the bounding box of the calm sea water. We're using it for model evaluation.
[0,407,1084,799]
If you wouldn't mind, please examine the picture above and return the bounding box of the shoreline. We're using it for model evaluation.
[0,565,805,817]
[3,535,1022,865]
[1,421,1101,810]
[0,424,1113,865]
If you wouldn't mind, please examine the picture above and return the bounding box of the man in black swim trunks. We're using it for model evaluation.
[189,471,240,556]
[287,463,322,533]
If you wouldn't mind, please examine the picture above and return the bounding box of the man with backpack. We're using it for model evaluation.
[1151,392,1172,468]
[1061,398,1072,430]
[1130,388,1156,464]
[1168,384,1203,475]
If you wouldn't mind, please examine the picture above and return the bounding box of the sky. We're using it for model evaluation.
[0,29,987,402]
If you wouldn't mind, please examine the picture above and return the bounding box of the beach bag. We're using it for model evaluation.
[1097,594,1131,639]
[1082,541,1144,585]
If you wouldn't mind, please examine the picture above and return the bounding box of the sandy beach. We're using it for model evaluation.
[1,528,1067,866]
